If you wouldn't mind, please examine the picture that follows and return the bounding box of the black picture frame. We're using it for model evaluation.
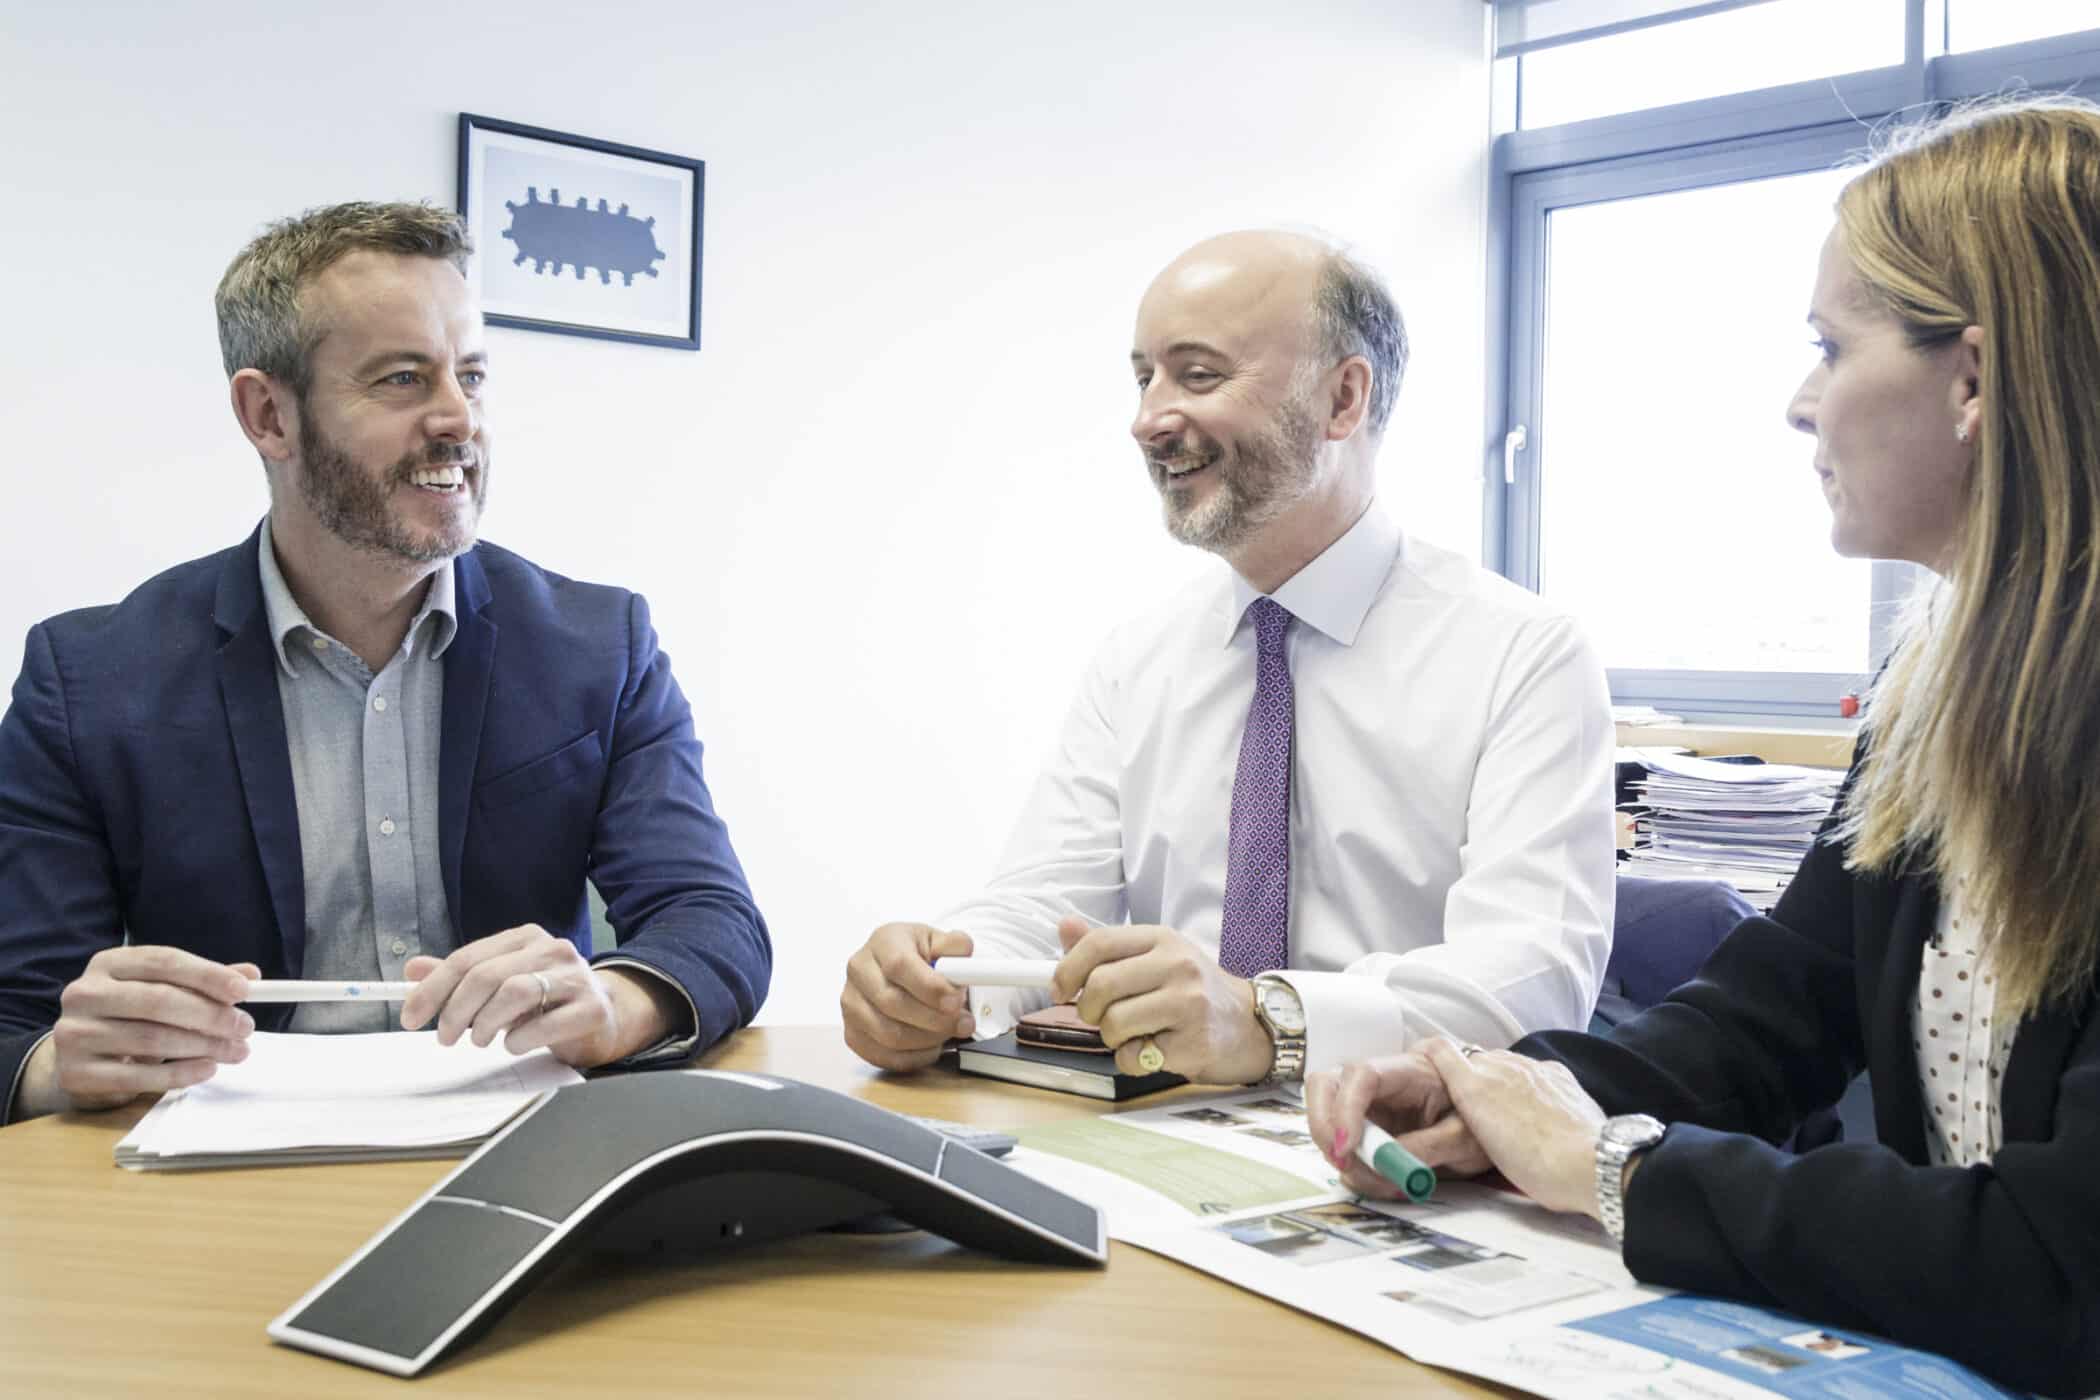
[456,113,704,350]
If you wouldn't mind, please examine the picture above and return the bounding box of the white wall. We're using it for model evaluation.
[2,0,1492,1024]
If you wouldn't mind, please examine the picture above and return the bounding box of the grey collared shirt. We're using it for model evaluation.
[258,519,458,1033]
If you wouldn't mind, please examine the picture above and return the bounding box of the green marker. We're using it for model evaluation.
[1355,1121,1435,1202]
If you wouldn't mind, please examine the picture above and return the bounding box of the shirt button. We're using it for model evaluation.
[391,939,409,957]
[379,817,397,836]
[373,695,389,712]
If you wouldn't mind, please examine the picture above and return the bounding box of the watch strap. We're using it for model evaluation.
[1596,1114,1664,1245]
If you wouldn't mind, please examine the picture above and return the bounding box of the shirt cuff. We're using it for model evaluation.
[957,986,1049,1044]
[592,957,700,1067]
[5,1030,53,1125]
[1273,969,1411,1076]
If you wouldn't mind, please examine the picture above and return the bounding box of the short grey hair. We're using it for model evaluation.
[1312,249,1408,437]
[214,201,472,394]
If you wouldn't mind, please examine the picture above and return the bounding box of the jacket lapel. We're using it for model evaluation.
[2002,996,2083,1142]
[439,549,496,939]
[213,525,307,974]
[1867,868,1936,1162]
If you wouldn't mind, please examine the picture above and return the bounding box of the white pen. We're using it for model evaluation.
[240,980,418,1004]
[931,957,1059,990]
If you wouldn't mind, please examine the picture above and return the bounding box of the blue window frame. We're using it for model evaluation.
[1487,0,2100,721]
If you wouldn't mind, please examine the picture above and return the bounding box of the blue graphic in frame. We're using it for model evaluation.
[458,113,704,350]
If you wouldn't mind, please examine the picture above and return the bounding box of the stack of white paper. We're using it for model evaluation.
[114,1031,583,1170]
[1617,750,1844,908]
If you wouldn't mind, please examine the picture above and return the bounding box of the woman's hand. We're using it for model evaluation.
[1306,1046,1493,1199]
[1418,1039,1608,1219]
[1309,1038,1612,1218]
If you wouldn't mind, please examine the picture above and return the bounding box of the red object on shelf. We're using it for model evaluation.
[1838,692,1861,719]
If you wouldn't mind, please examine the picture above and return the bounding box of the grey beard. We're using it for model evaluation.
[296,418,484,564]
[1157,392,1324,554]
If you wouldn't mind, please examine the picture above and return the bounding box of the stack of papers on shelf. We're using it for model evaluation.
[114,1031,583,1170]
[1616,749,1844,910]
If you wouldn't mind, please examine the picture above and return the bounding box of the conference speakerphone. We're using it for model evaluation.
[268,1070,1106,1377]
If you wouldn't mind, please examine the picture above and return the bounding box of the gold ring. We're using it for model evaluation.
[532,971,552,1015]
[1136,1038,1166,1074]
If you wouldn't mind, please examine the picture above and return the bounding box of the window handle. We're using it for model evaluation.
[1503,425,1527,485]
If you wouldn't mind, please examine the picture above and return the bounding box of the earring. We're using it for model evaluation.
[1955,421,1971,444]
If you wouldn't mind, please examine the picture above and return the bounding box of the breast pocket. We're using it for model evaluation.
[474,730,603,810]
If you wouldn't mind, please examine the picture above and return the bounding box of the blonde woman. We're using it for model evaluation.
[1307,96,2100,1397]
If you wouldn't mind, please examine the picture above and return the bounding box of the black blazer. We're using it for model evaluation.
[1520,758,2100,1396]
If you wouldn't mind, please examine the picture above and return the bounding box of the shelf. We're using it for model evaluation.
[1615,722,1855,770]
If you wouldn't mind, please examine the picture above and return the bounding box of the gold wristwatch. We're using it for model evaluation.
[1250,974,1307,1084]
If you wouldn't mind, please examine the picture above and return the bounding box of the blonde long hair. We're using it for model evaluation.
[1840,96,2100,1021]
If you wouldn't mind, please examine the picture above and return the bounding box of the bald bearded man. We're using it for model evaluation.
[842,231,1616,1088]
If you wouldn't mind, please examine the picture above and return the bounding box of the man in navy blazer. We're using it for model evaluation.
[0,201,769,1121]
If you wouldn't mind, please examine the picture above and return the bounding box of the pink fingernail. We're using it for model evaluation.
[1333,1129,1347,1158]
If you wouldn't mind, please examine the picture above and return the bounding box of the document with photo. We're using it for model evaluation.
[1006,1089,2018,1400]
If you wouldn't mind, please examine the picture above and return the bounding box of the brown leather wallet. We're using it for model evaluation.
[1014,1002,1111,1054]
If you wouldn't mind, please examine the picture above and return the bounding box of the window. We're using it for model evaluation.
[1519,0,1900,130]
[1491,3,2100,720]
[1538,169,1868,675]
[1949,1,2100,53]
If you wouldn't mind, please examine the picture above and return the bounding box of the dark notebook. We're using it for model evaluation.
[955,1031,1184,1101]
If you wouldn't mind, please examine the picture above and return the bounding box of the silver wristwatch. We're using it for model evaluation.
[1250,974,1307,1084]
[1595,1114,1665,1245]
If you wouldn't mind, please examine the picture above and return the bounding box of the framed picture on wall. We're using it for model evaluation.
[457,113,704,350]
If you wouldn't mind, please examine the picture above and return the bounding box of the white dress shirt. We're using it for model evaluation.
[942,502,1618,1074]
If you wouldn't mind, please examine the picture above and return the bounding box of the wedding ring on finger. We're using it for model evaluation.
[1458,1042,1483,1058]
[1136,1038,1166,1074]
[532,971,552,1016]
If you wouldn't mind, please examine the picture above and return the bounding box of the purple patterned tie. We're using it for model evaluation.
[1219,597,1294,977]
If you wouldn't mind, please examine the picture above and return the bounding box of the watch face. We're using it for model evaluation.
[1259,981,1306,1035]
[1603,1114,1665,1149]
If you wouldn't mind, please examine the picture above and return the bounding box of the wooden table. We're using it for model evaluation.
[0,1026,1499,1398]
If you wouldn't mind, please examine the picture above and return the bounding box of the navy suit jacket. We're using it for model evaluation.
[0,525,770,1116]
